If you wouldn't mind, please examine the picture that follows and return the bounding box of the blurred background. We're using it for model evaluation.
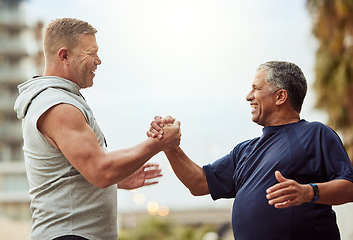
[1,0,353,239]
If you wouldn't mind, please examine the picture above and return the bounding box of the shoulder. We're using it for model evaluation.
[39,103,86,129]
[294,120,341,141]
[300,120,336,133]
[37,103,88,150]
[231,137,260,155]
[34,88,90,123]
[35,87,83,108]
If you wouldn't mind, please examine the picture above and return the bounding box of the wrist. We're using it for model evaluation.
[146,137,164,153]
[164,147,182,158]
[308,183,320,203]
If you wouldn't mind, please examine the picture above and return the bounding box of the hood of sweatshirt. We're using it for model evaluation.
[14,76,81,120]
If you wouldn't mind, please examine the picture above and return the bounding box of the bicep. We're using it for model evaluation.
[37,104,105,181]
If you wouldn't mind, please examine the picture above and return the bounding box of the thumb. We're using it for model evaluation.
[275,171,287,183]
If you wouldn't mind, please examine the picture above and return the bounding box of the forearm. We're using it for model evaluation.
[165,147,209,196]
[96,137,162,188]
[315,179,353,205]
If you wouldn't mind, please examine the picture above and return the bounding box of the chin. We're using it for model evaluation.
[252,118,263,126]
[85,79,94,88]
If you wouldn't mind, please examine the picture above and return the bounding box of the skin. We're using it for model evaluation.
[148,69,353,207]
[44,34,101,88]
[39,33,182,189]
[148,116,209,196]
[245,69,300,127]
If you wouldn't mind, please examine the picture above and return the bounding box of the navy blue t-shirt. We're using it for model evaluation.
[203,120,353,240]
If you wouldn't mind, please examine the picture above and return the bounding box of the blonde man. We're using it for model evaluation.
[15,18,181,240]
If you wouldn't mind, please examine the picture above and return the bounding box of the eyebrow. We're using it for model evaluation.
[252,83,260,89]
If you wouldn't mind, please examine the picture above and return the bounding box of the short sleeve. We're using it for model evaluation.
[203,149,237,200]
[319,125,353,183]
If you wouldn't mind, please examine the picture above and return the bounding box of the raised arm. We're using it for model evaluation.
[148,116,209,196]
[38,104,181,188]
[266,171,353,208]
[165,147,209,196]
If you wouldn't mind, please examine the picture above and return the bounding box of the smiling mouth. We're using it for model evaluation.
[250,104,257,113]
[90,70,96,76]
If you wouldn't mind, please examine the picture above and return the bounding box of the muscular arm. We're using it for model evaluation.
[38,104,180,188]
[266,171,353,208]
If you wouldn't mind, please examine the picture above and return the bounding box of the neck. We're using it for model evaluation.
[277,116,301,125]
[263,111,301,127]
[43,64,69,80]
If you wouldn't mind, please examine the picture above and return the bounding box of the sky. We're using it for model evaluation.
[22,0,327,214]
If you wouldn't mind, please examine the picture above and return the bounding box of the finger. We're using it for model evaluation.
[143,163,160,169]
[266,182,296,199]
[143,180,159,186]
[146,173,163,180]
[154,116,164,127]
[268,193,298,207]
[266,182,283,194]
[273,193,301,208]
[268,194,289,205]
[149,127,162,138]
[145,170,163,179]
[274,200,293,209]
[174,120,181,127]
[146,131,155,138]
[144,166,162,173]
[163,115,175,124]
[266,172,289,194]
[151,121,163,133]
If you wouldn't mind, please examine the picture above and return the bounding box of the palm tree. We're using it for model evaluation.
[307,0,353,163]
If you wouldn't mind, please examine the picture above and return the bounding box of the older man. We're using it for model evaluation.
[149,61,353,240]
[14,18,181,240]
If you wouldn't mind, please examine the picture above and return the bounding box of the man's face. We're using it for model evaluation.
[246,69,278,127]
[70,34,101,88]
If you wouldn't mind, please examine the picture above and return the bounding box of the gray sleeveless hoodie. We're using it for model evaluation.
[14,76,117,240]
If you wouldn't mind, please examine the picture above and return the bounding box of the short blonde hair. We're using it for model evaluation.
[43,18,97,59]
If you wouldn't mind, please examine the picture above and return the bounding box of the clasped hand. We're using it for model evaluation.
[147,116,181,151]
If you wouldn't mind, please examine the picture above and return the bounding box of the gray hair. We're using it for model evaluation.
[258,61,307,113]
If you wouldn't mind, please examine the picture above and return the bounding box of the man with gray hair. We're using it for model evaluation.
[149,61,353,240]
[14,18,181,240]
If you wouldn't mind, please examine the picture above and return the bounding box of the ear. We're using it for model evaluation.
[58,48,69,63]
[275,89,288,106]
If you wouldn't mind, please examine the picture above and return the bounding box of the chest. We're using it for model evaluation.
[233,132,307,193]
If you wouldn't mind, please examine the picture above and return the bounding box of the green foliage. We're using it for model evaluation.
[307,0,353,160]
[119,217,218,240]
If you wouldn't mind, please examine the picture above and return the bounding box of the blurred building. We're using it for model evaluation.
[0,0,44,220]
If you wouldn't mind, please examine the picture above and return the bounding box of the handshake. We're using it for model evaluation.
[147,116,181,152]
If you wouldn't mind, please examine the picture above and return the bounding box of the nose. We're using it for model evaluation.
[246,90,253,102]
[95,56,102,65]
